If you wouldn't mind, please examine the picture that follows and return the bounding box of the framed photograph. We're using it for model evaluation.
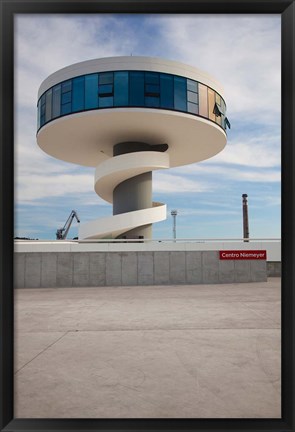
[1,1,294,431]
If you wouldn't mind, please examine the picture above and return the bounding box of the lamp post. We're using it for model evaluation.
[171,210,178,241]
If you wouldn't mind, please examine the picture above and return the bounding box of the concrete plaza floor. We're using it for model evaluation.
[14,278,281,419]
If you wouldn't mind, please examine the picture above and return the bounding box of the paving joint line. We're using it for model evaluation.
[240,301,280,323]
[14,331,69,374]
[23,327,281,333]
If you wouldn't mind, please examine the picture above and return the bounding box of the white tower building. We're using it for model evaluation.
[37,56,229,239]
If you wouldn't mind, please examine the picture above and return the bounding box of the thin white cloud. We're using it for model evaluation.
[174,163,280,183]
[15,173,94,202]
[153,173,211,193]
[15,15,136,109]
[250,194,281,207]
[176,208,240,217]
[210,136,281,168]
[154,15,281,124]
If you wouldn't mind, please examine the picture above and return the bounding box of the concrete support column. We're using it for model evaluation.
[113,142,153,239]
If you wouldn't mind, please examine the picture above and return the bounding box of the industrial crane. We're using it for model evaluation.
[56,210,80,240]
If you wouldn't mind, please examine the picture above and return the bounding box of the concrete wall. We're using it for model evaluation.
[267,262,281,277]
[14,240,281,261]
[14,251,268,289]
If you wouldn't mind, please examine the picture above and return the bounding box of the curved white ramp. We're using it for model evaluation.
[79,151,170,239]
[79,203,166,239]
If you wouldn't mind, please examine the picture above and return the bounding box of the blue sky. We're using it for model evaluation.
[14,14,281,240]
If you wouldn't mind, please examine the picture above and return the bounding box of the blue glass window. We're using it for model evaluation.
[61,102,71,115]
[174,76,186,111]
[160,74,173,109]
[187,79,198,115]
[52,84,61,118]
[114,72,128,106]
[41,102,45,115]
[99,72,113,85]
[61,80,72,115]
[98,96,113,108]
[145,72,159,85]
[187,91,198,104]
[145,96,160,107]
[45,90,52,122]
[38,71,227,132]
[145,72,160,106]
[61,80,72,114]
[72,76,85,112]
[40,94,46,126]
[145,84,160,96]
[98,73,114,102]
[61,92,71,104]
[85,74,98,109]
[129,72,144,106]
[187,79,198,93]
[62,80,71,93]
[187,102,198,114]
[98,84,113,96]
[37,101,41,129]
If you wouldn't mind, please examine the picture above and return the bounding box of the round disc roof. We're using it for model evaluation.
[37,108,226,167]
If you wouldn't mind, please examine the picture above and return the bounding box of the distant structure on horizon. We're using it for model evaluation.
[36,56,229,239]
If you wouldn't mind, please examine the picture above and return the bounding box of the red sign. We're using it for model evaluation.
[219,250,267,260]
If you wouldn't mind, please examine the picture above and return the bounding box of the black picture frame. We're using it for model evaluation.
[0,1,294,431]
